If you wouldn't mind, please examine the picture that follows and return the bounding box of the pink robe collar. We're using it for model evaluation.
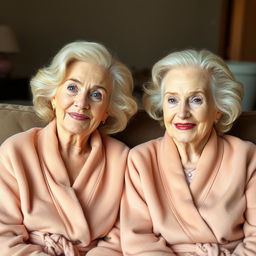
[36,120,108,245]
[158,129,224,243]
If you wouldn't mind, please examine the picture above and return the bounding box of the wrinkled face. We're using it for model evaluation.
[51,61,112,137]
[162,66,220,146]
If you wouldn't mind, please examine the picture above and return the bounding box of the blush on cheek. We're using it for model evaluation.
[61,96,72,104]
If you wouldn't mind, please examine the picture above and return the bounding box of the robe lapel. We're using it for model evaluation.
[190,129,224,206]
[73,130,106,207]
[37,121,93,244]
[158,131,219,242]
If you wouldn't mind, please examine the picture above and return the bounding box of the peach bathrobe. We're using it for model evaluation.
[121,130,256,255]
[0,120,127,256]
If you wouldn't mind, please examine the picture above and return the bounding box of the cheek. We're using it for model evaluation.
[61,97,72,107]
[197,111,216,129]
[163,106,169,122]
[163,102,169,114]
[54,97,73,119]
[163,109,175,126]
[163,103,175,116]
[192,104,211,120]
[197,111,210,122]
[92,102,109,117]
[55,93,73,109]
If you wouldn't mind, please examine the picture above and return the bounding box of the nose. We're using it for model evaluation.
[74,94,90,110]
[177,101,190,119]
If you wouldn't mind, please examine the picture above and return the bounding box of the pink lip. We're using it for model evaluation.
[175,123,196,130]
[68,112,90,121]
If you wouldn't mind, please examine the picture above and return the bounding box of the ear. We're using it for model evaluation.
[51,97,56,110]
[215,110,222,123]
[102,111,109,122]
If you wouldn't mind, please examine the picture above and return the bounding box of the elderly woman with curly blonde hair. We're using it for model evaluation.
[0,41,137,255]
[121,49,256,255]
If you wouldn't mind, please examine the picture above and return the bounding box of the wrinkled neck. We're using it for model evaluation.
[173,132,211,169]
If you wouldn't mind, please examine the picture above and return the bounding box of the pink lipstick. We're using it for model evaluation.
[68,112,90,121]
[175,123,196,130]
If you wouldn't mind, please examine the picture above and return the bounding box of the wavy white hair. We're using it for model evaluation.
[143,49,243,133]
[30,41,138,134]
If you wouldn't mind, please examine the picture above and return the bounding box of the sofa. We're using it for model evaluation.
[0,103,256,147]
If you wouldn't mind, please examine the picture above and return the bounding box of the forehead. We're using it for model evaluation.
[64,61,111,85]
[163,66,211,93]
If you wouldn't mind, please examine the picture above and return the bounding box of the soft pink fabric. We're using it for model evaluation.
[171,240,242,256]
[29,231,93,255]
[0,120,127,255]
[121,129,256,255]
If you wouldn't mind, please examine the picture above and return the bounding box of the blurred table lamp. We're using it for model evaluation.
[0,25,19,78]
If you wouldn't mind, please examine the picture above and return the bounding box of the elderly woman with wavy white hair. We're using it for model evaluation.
[0,41,137,255]
[121,49,256,255]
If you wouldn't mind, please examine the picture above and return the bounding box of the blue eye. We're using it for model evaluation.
[168,97,177,104]
[90,91,102,101]
[67,84,78,93]
[191,97,203,104]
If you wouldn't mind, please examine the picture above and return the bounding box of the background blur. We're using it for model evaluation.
[1,0,256,109]
[1,0,225,77]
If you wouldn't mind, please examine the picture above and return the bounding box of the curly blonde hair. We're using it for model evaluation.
[143,49,243,133]
[30,41,138,134]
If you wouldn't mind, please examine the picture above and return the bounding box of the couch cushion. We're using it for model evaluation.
[0,103,255,147]
[113,110,165,147]
[0,103,46,144]
[114,110,256,147]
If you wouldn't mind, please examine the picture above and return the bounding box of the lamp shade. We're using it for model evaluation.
[0,25,19,53]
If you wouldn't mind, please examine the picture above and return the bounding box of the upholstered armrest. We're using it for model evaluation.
[0,104,46,144]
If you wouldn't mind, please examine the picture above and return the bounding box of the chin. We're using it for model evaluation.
[175,138,193,144]
[172,134,197,144]
[64,124,90,135]
[167,129,194,142]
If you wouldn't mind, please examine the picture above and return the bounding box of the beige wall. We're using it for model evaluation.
[2,0,223,77]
